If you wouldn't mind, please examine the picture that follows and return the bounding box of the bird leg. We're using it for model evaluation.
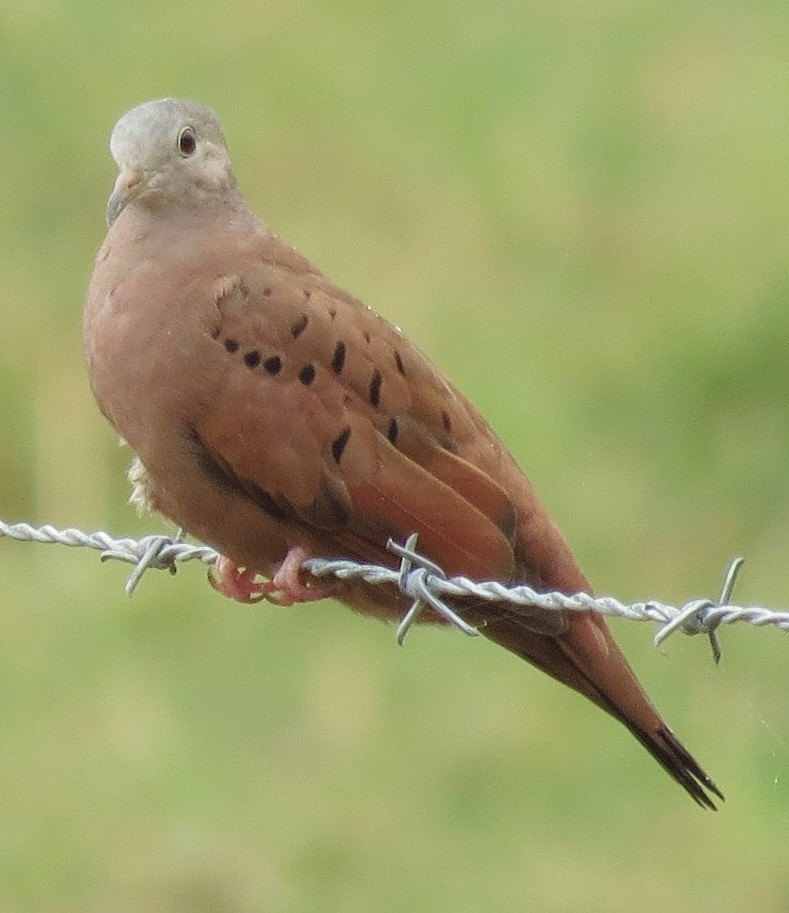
[209,547,334,605]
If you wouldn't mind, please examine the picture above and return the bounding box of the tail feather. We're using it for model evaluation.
[482,615,723,809]
[638,725,723,810]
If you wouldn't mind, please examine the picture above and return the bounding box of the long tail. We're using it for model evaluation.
[482,612,723,810]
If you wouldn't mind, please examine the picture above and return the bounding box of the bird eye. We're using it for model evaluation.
[177,126,197,157]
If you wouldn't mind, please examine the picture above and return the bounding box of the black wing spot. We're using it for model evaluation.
[224,339,239,354]
[263,355,283,375]
[291,314,309,338]
[299,364,316,385]
[441,410,452,433]
[331,427,351,463]
[394,350,405,375]
[387,418,399,445]
[369,369,382,407]
[262,286,273,297]
[331,341,346,374]
[244,350,261,368]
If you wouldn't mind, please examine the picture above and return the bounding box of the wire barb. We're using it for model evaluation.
[388,534,479,644]
[0,518,787,656]
[652,556,746,663]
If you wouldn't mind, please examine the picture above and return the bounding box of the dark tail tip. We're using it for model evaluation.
[650,726,724,810]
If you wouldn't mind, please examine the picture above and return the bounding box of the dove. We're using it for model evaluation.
[83,98,722,809]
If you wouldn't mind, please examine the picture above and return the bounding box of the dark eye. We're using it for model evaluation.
[177,126,197,157]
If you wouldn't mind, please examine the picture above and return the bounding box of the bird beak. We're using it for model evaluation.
[106,168,149,225]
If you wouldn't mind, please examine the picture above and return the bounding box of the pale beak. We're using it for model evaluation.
[106,168,149,225]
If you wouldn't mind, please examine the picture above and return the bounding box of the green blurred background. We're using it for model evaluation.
[0,1,788,910]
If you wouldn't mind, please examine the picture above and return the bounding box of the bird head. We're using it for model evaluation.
[106,98,238,225]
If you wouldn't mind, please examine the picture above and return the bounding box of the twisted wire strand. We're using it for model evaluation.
[1,518,786,659]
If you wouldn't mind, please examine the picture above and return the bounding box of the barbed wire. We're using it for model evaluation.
[2,518,788,662]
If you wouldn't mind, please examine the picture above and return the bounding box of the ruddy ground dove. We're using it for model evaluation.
[84,98,722,809]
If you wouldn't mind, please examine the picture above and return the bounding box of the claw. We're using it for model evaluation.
[208,547,335,605]
[208,556,271,603]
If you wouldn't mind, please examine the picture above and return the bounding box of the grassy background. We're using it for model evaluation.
[1,1,788,910]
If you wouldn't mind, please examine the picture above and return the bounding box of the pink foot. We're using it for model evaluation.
[208,547,334,606]
[209,556,272,603]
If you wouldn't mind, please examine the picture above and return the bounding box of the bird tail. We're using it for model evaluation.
[482,614,723,810]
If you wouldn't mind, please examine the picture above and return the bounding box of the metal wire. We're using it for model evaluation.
[1,517,787,660]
